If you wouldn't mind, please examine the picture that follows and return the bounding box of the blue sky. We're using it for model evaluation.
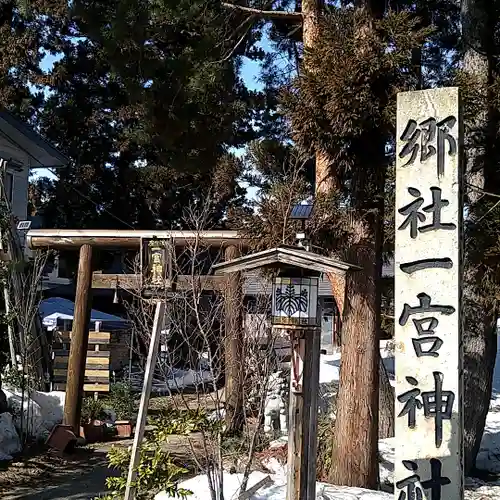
[241,56,264,92]
[32,45,268,184]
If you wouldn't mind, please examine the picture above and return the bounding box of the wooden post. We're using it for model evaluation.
[286,331,305,500]
[286,328,320,500]
[124,300,166,500]
[304,328,321,499]
[224,244,243,434]
[63,244,93,432]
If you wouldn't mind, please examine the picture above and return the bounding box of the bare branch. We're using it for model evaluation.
[467,182,500,199]
[222,2,303,21]
[213,23,253,64]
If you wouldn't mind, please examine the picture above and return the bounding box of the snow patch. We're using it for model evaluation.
[155,471,391,500]
[2,387,65,440]
[0,412,21,457]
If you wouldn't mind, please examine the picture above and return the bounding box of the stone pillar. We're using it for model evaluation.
[394,87,463,499]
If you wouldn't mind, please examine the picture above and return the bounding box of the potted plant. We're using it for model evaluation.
[109,382,136,438]
[80,397,106,443]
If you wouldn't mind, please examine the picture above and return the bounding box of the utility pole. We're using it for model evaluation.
[63,244,93,432]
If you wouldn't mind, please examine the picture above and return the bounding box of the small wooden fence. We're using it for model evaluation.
[51,331,110,393]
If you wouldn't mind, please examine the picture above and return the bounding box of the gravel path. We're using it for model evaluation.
[3,461,110,500]
[0,446,117,500]
[3,436,500,500]
[0,433,205,500]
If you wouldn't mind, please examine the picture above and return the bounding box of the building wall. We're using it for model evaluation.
[0,132,31,219]
[243,295,341,354]
[7,165,29,223]
[0,134,32,253]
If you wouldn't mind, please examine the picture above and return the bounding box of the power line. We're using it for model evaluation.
[45,167,136,229]
[0,124,137,229]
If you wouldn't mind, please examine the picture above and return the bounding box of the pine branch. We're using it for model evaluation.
[221,2,303,21]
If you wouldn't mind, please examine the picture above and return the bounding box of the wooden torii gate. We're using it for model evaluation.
[27,229,246,434]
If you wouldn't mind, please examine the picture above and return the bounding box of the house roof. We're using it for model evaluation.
[213,245,360,276]
[0,111,68,168]
[39,297,128,331]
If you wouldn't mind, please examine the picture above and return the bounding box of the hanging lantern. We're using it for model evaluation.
[271,275,319,329]
[140,237,172,293]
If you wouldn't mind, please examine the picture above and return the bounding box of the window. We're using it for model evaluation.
[42,253,56,276]
[321,297,342,347]
[4,171,13,203]
[57,252,74,279]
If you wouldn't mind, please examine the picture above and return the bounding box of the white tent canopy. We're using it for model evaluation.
[39,297,129,331]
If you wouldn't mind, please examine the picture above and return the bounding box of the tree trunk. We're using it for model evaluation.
[375,157,394,440]
[302,0,340,196]
[329,132,384,487]
[329,215,379,488]
[328,3,385,487]
[463,278,497,473]
[378,355,394,439]
[224,244,244,434]
[461,0,498,474]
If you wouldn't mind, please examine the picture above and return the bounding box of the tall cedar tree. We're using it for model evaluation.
[33,0,266,229]
[224,0,398,458]
[281,5,429,487]
[0,1,68,119]
[459,0,500,475]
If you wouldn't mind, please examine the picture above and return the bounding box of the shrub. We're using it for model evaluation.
[150,407,220,440]
[96,444,192,500]
[94,408,216,499]
[108,382,136,421]
[81,397,107,423]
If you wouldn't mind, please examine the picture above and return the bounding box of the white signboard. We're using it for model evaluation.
[395,87,463,499]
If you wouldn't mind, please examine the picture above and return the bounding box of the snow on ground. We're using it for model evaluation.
[319,341,395,387]
[156,467,500,500]
[128,365,214,394]
[475,405,500,473]
[1,387,65,441]
[160,368,214,392]
[477,334,500,472]
[155,470,392,500]
[153,339,500,499]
